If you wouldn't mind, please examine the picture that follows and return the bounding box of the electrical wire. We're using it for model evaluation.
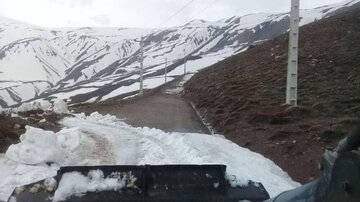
[189,0,220,21]
[156,0,197,28]
[116,0,223,73]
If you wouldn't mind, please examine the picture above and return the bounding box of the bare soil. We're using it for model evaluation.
[184,9,360,183]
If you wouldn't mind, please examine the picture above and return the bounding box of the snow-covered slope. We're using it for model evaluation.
[0,0,359,107]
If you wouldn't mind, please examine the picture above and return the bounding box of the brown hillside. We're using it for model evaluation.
[184,8,360,183]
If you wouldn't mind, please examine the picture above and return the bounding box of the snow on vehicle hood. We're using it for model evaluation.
[0,112,300,201]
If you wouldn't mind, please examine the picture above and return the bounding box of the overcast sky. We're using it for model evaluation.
[0,0,345,28]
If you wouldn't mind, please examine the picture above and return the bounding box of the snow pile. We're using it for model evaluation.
[6,126,82,165]
[53,99,69,114]
[6,126,64,164]
[16,100,52,112]
[0,112,300,201]
[13,99,69,114]
[53,170,133,201]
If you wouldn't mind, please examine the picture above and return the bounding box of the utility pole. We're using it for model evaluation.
[139,36,144,96]
[183,50,187,75]
[286,0,300,106]
[165,58,168,83]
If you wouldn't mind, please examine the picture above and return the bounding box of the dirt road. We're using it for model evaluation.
[73,76,210,134]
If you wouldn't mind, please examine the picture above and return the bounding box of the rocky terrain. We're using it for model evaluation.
[184,5,360,183]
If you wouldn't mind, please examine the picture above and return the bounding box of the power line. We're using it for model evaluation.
[179,0,220,58]
[116,0,222,89]
[134,0,220,38]
[156,0,197,28]
[189,0,220,21]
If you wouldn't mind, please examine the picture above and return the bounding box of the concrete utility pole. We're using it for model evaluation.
[286,0,300,106]
[139,36,144,96]
[165,58,168,83]
[183,50,187,75]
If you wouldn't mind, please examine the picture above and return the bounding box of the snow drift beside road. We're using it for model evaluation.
[8,99,69,114]
[1,112,300,201]
[16,100,53,112]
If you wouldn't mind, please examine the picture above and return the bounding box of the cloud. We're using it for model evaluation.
[66,19,80,27]
[47,0,63,3]
[70,0,95,7]
[90,15,110,26]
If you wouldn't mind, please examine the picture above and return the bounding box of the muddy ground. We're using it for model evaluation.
[184,8,360,183]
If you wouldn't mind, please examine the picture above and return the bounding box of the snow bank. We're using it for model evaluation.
[6,126,63,164]
[16,100,52,112]
[13,99,70,114]
[6,126,81,165]
[5,126,81,165]
[1,112,300,201]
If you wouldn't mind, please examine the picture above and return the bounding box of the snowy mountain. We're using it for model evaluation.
[0,0,359,108]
